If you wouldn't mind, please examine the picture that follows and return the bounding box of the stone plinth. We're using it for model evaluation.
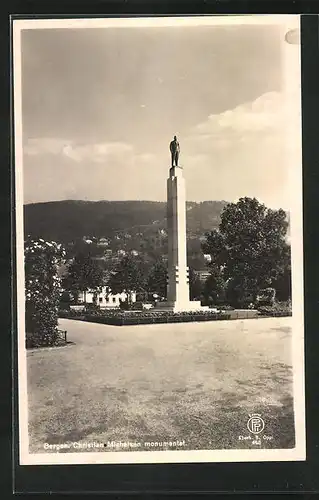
[156,300,209,313]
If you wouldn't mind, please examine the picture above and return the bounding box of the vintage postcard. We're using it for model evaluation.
[13,15,305,465]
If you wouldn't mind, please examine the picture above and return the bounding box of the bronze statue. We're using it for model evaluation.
[169,135,180,167]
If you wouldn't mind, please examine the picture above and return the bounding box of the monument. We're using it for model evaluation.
[156,137,208,312]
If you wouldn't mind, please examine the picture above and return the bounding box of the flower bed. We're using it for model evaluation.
[58,302,292,325]
[59,309,231,326]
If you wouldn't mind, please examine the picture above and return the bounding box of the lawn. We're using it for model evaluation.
[27,316,294,453]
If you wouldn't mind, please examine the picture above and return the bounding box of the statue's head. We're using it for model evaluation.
[174,135,177,140]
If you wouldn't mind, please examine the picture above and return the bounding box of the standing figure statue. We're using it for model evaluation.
[170,135,180,167]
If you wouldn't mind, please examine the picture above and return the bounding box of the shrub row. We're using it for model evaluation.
[258,310,292,318]
[257,303,292,317]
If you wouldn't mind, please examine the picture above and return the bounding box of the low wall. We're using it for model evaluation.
[227,309,259,320]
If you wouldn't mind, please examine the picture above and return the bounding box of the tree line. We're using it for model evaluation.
[24,197,291,347]
[61,197,291,308]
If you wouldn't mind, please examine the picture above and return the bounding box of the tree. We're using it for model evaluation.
[272,244,291,301]
[108,256,145,304]
[202,197,290,307]
[146,259,167,299]
[62,254,104,302]
[25,237,66,347]
[203,265,226,306]
[188,267,203,300]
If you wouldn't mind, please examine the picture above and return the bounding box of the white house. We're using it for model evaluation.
[97,237,110,247]
[77,286,136,308]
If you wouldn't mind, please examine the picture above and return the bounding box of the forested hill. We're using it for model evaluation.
[23,200,228,243]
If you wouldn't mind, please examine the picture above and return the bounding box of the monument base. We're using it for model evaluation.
[155,300,209,313]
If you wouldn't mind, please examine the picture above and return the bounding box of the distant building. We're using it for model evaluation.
[78,286,136,308]
[149,231,167,248]
[83,238,93,244]
[97,237,110,247]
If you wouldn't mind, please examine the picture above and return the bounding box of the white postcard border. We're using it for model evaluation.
[13,14,305,466]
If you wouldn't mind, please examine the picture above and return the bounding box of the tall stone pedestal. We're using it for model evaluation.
[156,165,208,313]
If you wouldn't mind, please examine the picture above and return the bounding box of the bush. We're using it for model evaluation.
[257,301,292,317]
[26,329,67,349]
[255,287,276,307]
[119,300,130,310]
[59,301,71,311]
[25,238,66,347]
[84,302,101,314]
[220,304,235,311]
[130,301,144,311]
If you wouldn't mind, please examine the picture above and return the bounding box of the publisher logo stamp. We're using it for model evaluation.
[238,413,272,446]
[247,414,265,434]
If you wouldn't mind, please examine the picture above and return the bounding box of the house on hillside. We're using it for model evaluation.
[97,237,110,247]
[78,286,136,308]
[117,249,126,257]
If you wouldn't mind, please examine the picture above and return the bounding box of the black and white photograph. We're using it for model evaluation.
[13,15,305,465]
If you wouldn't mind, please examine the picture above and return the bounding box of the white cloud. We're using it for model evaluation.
[181,91,294,210]
[136,153,156,163]
[24,138,135,164]
[189,91,284,144]
[23,137,164,203]
[24,138,68,156]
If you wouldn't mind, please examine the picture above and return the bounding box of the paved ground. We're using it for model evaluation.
[27,317,294,453]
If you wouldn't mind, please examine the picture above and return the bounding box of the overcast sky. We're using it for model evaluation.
[19,18,300,209]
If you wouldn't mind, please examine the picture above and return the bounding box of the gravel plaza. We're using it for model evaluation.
[27,316,295,453]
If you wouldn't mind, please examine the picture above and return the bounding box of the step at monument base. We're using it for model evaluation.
[155,300,209,313]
